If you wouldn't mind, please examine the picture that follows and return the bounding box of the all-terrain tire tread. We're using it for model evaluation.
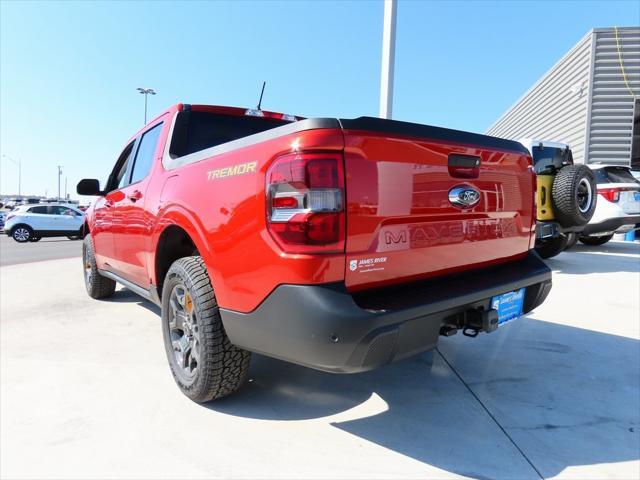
[83,234,116,299]
[552,165,596,227]
[162,256,250,403]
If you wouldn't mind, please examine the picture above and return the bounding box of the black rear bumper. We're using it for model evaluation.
[220,252,552,373]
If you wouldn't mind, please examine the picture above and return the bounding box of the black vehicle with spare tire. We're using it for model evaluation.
[519,139,597,259]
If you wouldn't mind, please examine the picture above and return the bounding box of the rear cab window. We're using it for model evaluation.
[168,111,290,159]
[531,146,573,174]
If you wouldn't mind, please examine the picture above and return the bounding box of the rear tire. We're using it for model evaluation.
[579,234,613,246]
[564,232,578,250]
[11,225,32,243]
[82,234,116,299]
[161,256,250,403]
[552,165,597,227]
[536,235,568,259]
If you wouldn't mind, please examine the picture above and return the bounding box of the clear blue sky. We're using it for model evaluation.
[1,0,638,199]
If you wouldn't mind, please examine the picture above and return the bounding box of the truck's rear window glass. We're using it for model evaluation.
[169,111,290,158]
[592,167,639,184]
[531,146,573,174]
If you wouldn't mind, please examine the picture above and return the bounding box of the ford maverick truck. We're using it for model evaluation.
[77,104,552,402]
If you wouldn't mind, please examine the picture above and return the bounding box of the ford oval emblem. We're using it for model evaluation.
[448,186,480,208]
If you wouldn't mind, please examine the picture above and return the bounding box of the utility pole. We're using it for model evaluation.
[379,0,397,119]
[2,154,21,197]
[65,177,68,199]
[137,87,157,124]
[57,165,63,200]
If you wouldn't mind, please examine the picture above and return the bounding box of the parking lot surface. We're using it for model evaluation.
[1,242,638,479]
[0,235,81,266]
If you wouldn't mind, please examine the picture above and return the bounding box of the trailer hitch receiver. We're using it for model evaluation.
[463,308,499,337]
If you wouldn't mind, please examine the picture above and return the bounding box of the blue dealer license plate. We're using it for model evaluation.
[491,288,525,325]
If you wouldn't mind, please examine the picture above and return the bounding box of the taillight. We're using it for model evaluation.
[266,152,345,253]
[598,188,620,202]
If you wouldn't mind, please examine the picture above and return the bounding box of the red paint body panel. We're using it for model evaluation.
[87,106,344,312]
[86,105,536,314]
[343,131,535,291]
[153,128,346,312]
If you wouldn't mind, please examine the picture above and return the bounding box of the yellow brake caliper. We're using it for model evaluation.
[185,292,193,314]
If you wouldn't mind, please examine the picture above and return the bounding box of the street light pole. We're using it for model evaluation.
[57,165,63,199]
[2,154,21,197]
[137,87,157,124]
[379,0,397,119]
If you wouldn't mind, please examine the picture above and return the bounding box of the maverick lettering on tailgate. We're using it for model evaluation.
[377,218,519,252]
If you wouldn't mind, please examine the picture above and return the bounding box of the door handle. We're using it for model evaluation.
[128,190,143,202]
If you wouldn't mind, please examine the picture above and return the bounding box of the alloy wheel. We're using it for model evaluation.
[13,228,30,242]
[83,249,92,287]
[168,284,201,379]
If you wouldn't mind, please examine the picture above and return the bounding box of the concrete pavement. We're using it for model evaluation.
[1,242,638,479]
[0,235,81,266]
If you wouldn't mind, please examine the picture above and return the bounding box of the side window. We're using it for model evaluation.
[107,141,136,192]
[61,208,76,216]
[49,206,67,215]
[130,123,163,184]
[29,206,48,214]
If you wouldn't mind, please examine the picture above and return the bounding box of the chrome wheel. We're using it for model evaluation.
[168,284,200,379]
[13,227,30,242]
[577,178,593,213]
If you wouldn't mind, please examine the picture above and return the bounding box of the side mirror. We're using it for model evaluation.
[77,179,102,196]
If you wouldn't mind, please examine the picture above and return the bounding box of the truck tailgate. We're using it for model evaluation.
[341,117,535,292]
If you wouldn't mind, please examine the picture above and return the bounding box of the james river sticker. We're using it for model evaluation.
[349,257,387,273]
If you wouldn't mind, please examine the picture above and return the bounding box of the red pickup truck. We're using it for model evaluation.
[77,104,552,402]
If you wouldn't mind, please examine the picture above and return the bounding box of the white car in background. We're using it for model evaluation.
[579,165,640,245]
[4,204,85,243]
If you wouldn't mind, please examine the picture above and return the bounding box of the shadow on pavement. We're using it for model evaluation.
[206,318,639,479]
[110,288,161,315]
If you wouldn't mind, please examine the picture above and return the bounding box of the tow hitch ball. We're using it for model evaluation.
[440,308,499,338]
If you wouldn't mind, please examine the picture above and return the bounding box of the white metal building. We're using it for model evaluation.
[486,27,640,169]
